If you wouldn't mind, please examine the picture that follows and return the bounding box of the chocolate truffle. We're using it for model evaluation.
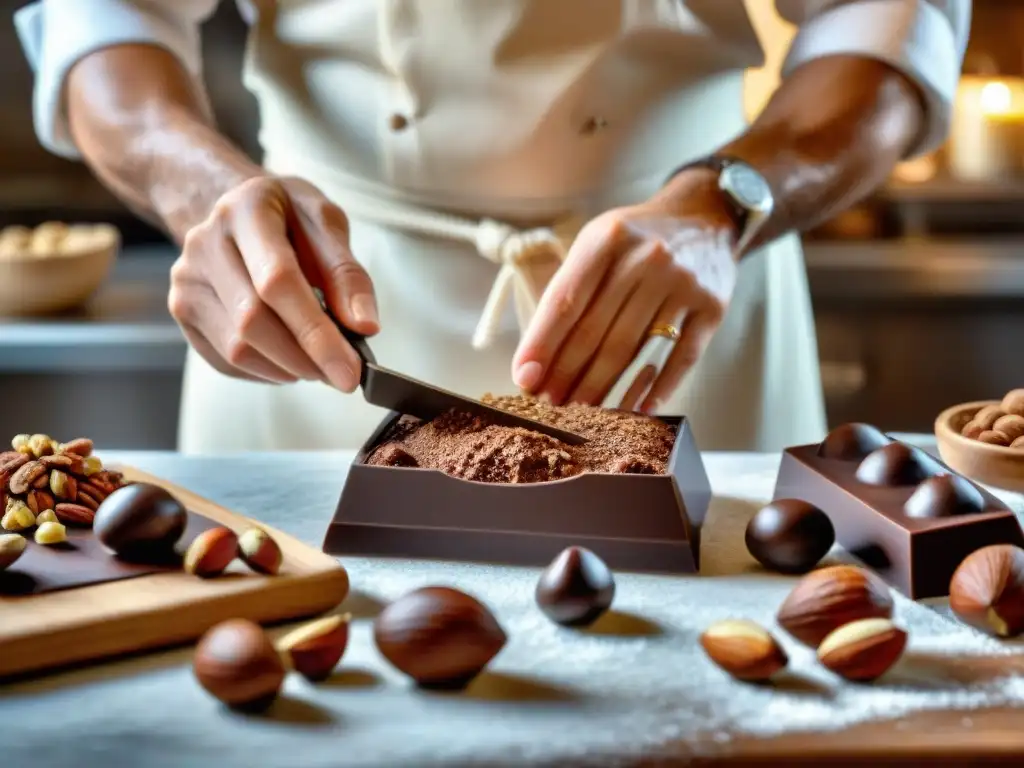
[903,474,985,519]
[745,500,835,574]
[93,483,187,560]
[854,443,933,487]
[818,423,891,461]
[535,546,616,626]
[373,586,506,689]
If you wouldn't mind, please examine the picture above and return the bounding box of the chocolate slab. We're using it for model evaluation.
[0,511,216,597]
[324,412,711,573]
[772,426,1024,599]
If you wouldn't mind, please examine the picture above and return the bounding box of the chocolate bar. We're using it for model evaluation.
[324,412,712,574]
[773,423,1024,599]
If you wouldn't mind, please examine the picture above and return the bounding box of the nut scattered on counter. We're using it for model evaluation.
[744,499,835,575]
[816,618,907,682]
[0,533,27,570]
[184,527,239,578]
[535,546,615,627]
[776,565,895,647]
[373,586,507,689]
[34,509,57,525]
[238,527,283,575]
[276,614,351,682]
[0,433,127,534]
[949,544,1024,638]
[960,390,1024,447]
[699,619,788,682]
[193,619,286,712]
[93,483,186,560]
[34,521,67,546]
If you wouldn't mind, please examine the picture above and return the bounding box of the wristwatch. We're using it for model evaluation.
[667,156,775,256]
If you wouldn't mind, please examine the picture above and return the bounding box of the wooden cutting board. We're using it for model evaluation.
[0,466,349,679]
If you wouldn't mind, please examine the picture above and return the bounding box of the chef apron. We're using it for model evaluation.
[177,0,826,454]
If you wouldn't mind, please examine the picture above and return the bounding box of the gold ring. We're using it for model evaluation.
[647,322,680,341]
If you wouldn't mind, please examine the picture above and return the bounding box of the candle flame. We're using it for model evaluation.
[980,81,1013,116]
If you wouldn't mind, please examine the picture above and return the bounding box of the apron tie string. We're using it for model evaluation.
[472,220,568,350]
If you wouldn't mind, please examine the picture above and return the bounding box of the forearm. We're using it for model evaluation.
[66,43,263,242]
[660,55,925,251]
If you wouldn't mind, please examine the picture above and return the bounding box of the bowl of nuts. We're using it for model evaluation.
[0,221,119,316]
[934,389,1024,492]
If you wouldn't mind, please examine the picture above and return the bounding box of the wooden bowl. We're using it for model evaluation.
[0,223,119,316]
[934,400,1024,492]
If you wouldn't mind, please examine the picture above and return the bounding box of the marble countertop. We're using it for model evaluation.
[3,441,1024,768]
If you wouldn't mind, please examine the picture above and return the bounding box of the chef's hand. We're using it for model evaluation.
[512,169,739,412]
[168,176,378,391]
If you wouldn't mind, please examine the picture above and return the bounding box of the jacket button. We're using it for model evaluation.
[389,114,410,132]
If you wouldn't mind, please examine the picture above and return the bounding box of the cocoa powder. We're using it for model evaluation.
[365,394,676,484]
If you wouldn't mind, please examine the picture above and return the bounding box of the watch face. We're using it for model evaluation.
[721,163,773,214]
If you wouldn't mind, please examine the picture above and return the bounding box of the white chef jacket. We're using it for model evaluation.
[14,1,969,454]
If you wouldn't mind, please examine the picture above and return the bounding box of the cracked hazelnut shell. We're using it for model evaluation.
[238,527,282,575]
[277,614,351,681]
[373,586,506,689]
[94,483,187,560]
[949,544,1024,638]
[744,500,834,575]
[535,546,615,627]
[193,619,285,711]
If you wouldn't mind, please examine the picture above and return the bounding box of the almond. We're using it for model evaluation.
[776,565,894,647]
[949,544,1024,638]
[699,619,787,682]
[817,618,906,681]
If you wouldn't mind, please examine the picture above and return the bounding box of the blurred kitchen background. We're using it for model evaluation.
[2,1,1024,448]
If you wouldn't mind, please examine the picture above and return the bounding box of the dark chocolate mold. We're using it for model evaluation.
[817,423,892,461]
[773,424,1024,599]
[325,412,711,573]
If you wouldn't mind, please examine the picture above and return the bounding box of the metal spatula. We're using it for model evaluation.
[314,290,588,445]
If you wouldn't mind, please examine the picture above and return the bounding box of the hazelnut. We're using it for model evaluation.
[373,586,507,689]
[49,469,77,501]
[193,619,285,712]
[1001,389,1024,417]
[699,619,787,682]
[974,405,1007,431]
[977,430,1010,447]
[238,527,282,575]
[993,414,1024,442]
[817,618,906,681]
[744,499,834,575]
[0,533,27,570]
[776,565,894,647]
[1012,436,1024,450]
[949,544,1024,638]
[2,501,35,532]
[10,434,30,452]
[535,546,615,627]
[276,614,351,681]
[83,456,102,476]
[34,521,67,545]
[184,527,239,578]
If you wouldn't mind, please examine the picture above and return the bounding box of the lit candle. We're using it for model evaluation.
[949,77,1024,181]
